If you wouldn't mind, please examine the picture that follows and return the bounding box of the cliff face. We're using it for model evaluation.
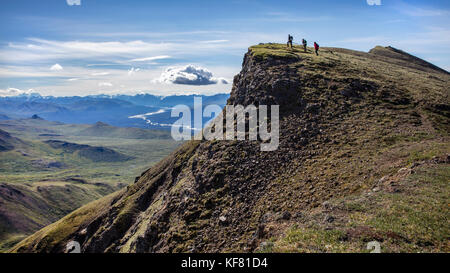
[13,44,450,253]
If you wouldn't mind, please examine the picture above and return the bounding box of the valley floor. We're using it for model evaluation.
[0,120,180,251]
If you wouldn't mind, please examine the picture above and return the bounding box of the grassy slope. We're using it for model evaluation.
[250,44,450,253]
[261,159,449,253]
[9,190,123,253]
[11,44,449,253]
[0,120,180,251]
[76,122,172,139]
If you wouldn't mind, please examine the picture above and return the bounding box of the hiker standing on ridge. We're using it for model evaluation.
[314,42,320,56]
[287,34,293,49]
[302,39,307,52]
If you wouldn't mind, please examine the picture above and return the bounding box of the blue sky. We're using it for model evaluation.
[0,0,449,96]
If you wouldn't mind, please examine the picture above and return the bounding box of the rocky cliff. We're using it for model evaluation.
[12,44,450,253]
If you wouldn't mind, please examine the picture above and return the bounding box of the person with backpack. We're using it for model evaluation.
[287,34,293,49]
[314,42,320,56]
[302,39,307,52]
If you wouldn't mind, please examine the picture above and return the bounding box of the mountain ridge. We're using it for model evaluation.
[11,44,450,253]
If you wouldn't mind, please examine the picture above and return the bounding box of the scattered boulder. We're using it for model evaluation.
[324,215,335,223]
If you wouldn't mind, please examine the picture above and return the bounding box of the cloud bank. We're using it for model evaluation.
[0,88,36,97]
[155,65,228,85]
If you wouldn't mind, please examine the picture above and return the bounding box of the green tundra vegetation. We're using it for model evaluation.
[0,118,180,251]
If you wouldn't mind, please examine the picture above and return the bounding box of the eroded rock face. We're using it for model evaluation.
[14,45,450,253]
[228,52,304,111]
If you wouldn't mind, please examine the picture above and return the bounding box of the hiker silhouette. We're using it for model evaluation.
[314,42,320,56]
[302,39,307,52]
[287,35,293,49]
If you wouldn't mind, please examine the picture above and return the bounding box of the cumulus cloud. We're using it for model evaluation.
[98,82,113,87]
[66,0,81,6]
[50,63,63,71]
[154,65,228,85]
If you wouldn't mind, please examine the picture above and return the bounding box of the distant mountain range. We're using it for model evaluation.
[0,93,230,129]
[0,116,174,140]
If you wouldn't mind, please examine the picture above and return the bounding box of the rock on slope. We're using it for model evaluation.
[12,44,449,253]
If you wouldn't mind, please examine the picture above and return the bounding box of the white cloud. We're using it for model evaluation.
[0,88,36,97]
[154,65,228,85]
[0,64,237,97]
[0,31,276,96]
[1,39,174,63]
[66,0,81,6]
[129,55,171,62]
[50,63,63,71]
[127,67,140,76]
[98,82,113,87]
[91,72,110,76]
[198,40,229,44]
[0,31,275,64]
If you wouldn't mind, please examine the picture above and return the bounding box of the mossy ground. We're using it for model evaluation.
[247,44,449,253]
[11,191,121,252]
[249,44,303,61]
[265,162,449,253]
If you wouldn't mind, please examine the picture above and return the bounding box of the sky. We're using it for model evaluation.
[0,0,449,97]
